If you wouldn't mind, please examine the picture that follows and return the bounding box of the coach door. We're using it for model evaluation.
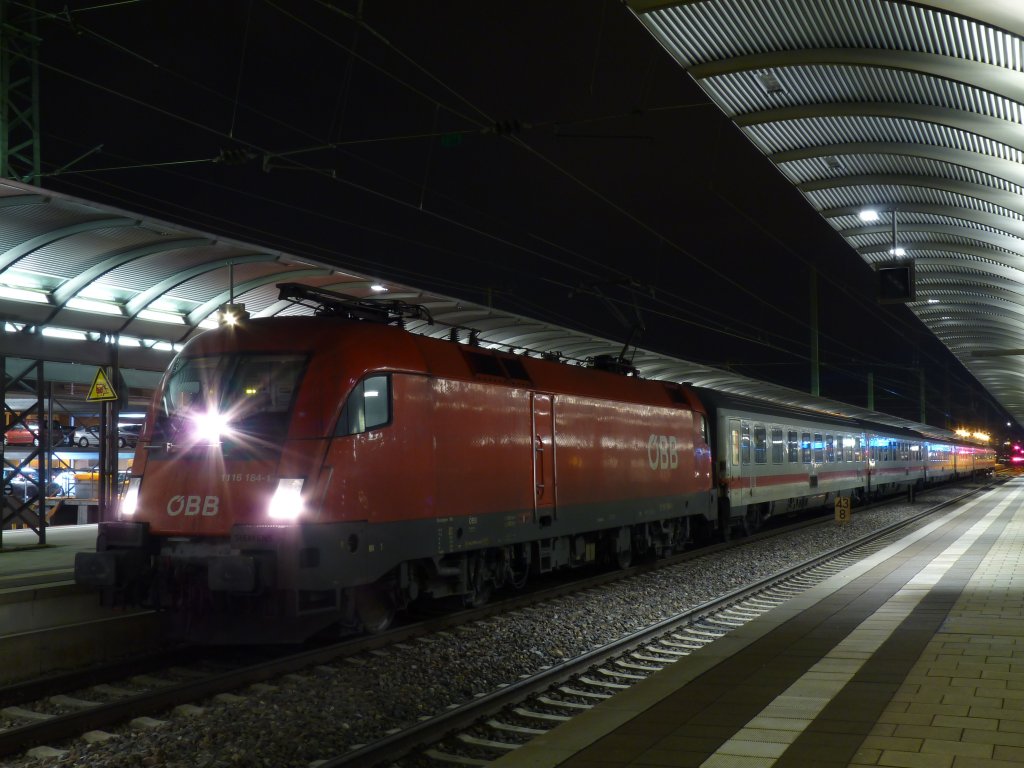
[532,393,556,524]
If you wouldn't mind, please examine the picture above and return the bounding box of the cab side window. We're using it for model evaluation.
[337,374,391,436]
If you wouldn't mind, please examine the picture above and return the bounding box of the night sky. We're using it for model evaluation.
[28,0,1012,433]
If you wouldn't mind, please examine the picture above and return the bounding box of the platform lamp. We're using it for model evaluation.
[860,207,915,304]
[221,261,250,325]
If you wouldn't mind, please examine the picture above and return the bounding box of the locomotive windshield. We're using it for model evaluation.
[153,353,307,449]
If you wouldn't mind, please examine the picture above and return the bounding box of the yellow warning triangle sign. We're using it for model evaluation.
[87,368,119,402]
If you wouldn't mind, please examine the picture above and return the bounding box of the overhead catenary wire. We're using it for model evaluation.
[22,1,1004,422]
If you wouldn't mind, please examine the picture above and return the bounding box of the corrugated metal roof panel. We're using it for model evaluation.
[705,66,1024,121]
[16,226,166,277]
[780,154,1024,193]
[630,0,1024,426]
[807,186,1024,220]
[643,0,1023,69]
[97,246,244,294]
[745,116,1024,160]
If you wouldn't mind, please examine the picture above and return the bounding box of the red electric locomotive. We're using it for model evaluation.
[76,285,716,642]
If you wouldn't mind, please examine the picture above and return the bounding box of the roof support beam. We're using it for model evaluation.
[184,268,331,330]
[773,143,1024,190]
[736,103,1024,151]
[0,216,138,271]
[48,237,212,314]
[835,215,1024,254]
[122,252,277,320]
[802,174,1024,219]
[690,49,1024,106]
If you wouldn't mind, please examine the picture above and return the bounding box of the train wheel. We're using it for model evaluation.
[743,508,760,536]
[615,527,633,569]
[354,585,395,633]
[463,554,492,608]
[506,546,530,590]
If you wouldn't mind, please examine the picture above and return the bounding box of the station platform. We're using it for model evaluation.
[496,477,1024,768]
[0,524,162,685]
[0,523,96,589]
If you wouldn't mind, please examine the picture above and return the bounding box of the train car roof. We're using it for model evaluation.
[181,293,966,445]
[692,387,940,442]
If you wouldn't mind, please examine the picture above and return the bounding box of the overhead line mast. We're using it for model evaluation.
[0,0,41,183]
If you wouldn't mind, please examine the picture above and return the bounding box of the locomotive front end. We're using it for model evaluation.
[75,327,342,643]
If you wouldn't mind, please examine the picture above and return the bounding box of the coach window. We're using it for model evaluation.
[337,374,392,436]
[823,434,833,463]
[700,414,708,445]
[753,424,767,464]
[844,436,853,462]
[854,437,863,462]
[770,426,783,463]
[801,432,811,463]
[787,430,799,462]
[813,433,824,463]
[740,422,751,465]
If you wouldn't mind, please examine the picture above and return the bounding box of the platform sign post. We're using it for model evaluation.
[834,496,852,526]
[87,366,119,523]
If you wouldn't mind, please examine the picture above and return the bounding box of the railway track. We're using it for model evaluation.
[0,481,994,766]
[324,482,993,767]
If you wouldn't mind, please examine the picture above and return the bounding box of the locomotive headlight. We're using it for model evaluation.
[192,409,233,444]
[121,477,141,517]
[268,478,305,521]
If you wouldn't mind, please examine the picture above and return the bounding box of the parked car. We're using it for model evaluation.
[73,425,134,449]
[119,423,143,447]
[3,468,63,500]
[36,421,73,448]
[4,424,38,447]
[73,426,101,448]
[3,421,73,448]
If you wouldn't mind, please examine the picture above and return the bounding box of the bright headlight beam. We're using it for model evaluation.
[121,477,141,517]
[268,478,304,520]
[192,409,233,443]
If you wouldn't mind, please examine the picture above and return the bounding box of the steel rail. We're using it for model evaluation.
[318,481,995,767]
[0,479,995,760]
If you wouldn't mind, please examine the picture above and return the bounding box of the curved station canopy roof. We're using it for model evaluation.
[0,178,959,437]
[628,0,1024,429]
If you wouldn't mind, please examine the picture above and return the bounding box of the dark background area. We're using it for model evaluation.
[24,0,1013,435]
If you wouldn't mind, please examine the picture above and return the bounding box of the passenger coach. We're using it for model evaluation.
[698,389,994,535]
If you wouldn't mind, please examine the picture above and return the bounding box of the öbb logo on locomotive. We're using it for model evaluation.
[166,495,220,517]
[648,434,679,470]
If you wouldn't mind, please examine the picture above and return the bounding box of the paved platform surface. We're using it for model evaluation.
[0,524,96,589]
[495,478,1024,768]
